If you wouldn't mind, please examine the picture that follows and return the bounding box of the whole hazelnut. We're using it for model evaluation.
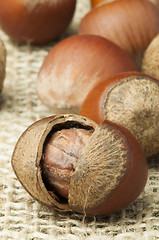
[142,34,159,80]
[37,35,137,112]
[80,72,159,158]
[12,114,147,216]
[79,0,159,63]
[0,0,76,44]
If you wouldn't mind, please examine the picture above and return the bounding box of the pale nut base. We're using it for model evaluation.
[104,76,159,157]
[142,34,159,80]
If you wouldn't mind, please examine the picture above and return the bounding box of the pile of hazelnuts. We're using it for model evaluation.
[0,0,159,216]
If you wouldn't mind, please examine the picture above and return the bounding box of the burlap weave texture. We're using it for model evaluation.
[0,1,159,239]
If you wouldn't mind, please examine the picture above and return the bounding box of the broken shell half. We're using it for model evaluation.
[11,114,97,212]
[142,34,159,80]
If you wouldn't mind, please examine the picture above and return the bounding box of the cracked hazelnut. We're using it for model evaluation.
[12,114,147,216]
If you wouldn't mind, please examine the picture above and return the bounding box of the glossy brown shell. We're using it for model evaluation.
[79,0,159,58]
[11,114,97,212]
[37,35,137,111]
[69,120,148,215]
[12,114,147,215]
[0,0,76,44]
[80,72,159,157]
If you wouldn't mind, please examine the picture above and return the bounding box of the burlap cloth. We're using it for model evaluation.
[0,1,159,239]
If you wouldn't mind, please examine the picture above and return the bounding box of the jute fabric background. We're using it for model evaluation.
[0,1,159,239]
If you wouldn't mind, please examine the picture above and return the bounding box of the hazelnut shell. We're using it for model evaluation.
[79,0,159,58]
[11,114,97,212]
[37,35,137,111]
[68,119,147,215]
[80,72,159,157]
[12,114,147,215]
[0,0,76,44]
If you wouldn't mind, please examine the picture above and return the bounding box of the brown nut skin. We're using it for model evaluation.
[0,39,6,92]
[42,127,94,200]
[36,34,137,112]
[11,114,147,216]
[79,0,159,60]
[80,72,159,158]
[0,0,76,44]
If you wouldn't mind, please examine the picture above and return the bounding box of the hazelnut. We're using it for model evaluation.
[12,114,147,216]
[42,127,93,199]
[37,35,137,112]
[79,0,159,63]
[0,0,76,44]
[80,72,159,158]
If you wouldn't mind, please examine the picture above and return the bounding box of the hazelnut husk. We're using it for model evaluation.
[12,114,147,216]
[0,39,6,92]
